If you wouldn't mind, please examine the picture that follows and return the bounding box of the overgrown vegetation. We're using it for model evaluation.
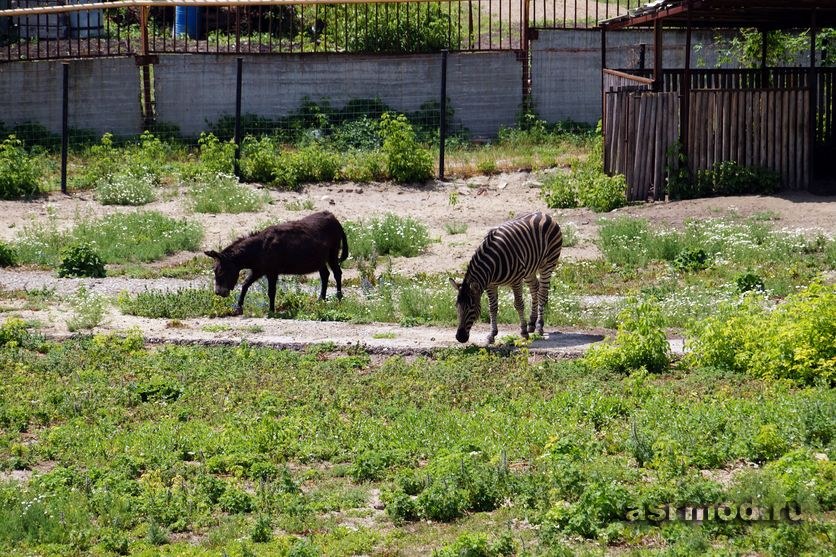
[541,132,627,212]
[14,211,203,267]
[0,135,42,200]
[0,329,832,555]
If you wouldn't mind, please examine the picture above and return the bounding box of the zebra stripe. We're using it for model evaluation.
[454,212,562,344]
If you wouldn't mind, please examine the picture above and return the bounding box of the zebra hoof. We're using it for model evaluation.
[520,330,529,339]
[527,323,536,333]
[486,335,496,345]
[536,327,544,336]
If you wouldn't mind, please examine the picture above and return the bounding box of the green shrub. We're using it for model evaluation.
[66,286,106,332]
[291,145,340,183]
[541,172,578,208]
[330,117,382,151]
[188,173,268,214]
[416,481,467,522]
[117,288,236,319]
[0,135,41,199]
[198,132,236,175]
[384,490,419,524]
[672,248,710,272]
[95,172,156,206]
[584,299,670,374]
[736,271,765,293]
[380,113,433,183]
[0,317,29,347]
[433,532,515,557]
[16,211,203,266]
[57,243,106,278]
[688,282,835,383]
[578,173,627,213]
[240,135,280,183]
[251,515,272,543]
[345,214,431,258]
[350,449,409,482]
[696,160,780,196]
[0,241,17,267]
[219,486,253,514]
[344,5,458,53]
[338,151,387,182]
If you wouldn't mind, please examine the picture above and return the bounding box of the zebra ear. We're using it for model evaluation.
[448,278,461,291]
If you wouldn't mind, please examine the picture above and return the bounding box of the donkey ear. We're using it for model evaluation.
[448,277,461,290]
[204,250,221,259]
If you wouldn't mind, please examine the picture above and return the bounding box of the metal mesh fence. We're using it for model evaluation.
[0,0,639,63]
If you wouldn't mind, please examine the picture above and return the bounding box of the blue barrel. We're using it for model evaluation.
[174,7,203,39]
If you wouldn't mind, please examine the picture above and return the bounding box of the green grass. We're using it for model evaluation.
[344,214,432,258]
[14,210,204,266]
[188,173,270,214]
[0,329,832,555]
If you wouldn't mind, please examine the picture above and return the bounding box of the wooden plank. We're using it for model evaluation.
[759,91,768,168]
[781,90,789,186]
[801,90,809,188]
[789,90,797,188]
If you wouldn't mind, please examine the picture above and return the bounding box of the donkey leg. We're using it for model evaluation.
[511,282,529,339]
[266,274,278,314]
[486,285,499,345]
[328,252,343,300]
[525,276,540,333]
[318,266,330,300]
[235,271,260,315]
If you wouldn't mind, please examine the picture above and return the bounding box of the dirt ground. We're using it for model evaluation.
[1,172,833,353]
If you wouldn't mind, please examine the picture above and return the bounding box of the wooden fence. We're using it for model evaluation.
[689,89,809,189]
[604,88,811,200]
[604,90,678,201]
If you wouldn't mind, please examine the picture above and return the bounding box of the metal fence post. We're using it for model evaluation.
[439,49,448,180]
[61,61,69,195]
[234,56,243,177]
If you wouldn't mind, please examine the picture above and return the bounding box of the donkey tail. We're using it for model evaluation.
[339,223,349,262]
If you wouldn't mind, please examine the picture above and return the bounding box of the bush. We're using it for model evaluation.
[584,299,670,374]
[188,173,268,214]
[736,271,765,293]
[0,135,41,199]
[95,172,156,206]
[380,113,434,183]
[672,248,710,272]
[198,132,236,175]
[688,282,835,383]
[344,214,431,258]
[696,160,780,196]
[384,490,418,524]
[0,241,17,267]
[240,135,280,184]
[578,173,627,213]
[0,317,30,347]
[66,286,106,332]
[219,486,253,514]
[541,172,578,208]
[433,532,515,557]
[416,481,467,522]
[58,243,106,278]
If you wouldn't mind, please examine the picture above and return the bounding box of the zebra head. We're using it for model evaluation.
[450,278,481,343]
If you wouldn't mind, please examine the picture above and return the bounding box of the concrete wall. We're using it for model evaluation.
[0,57,141,135]
[532,29,739,125]
[154,52,522,139]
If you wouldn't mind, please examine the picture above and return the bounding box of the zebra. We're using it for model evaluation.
[450,212,563,344]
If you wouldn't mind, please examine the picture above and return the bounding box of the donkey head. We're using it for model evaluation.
[205,250,241,298]
[449,278,481,343]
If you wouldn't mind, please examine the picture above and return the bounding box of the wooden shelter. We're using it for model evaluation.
[600,0,836,200]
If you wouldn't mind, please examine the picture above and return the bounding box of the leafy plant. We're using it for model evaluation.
[197,132,237,175]
[541,172,578,208]
[688,282,835,383]
[584,299,670,374]
[380,113,434,183]
[66,286,106,332]
[57,243,106,278]
[96,172,156,206]
[672,248,710,272]
[344,214,431,258]
[188,173,268,214]
[696,160,780,196]
[0,241,17,267]
[0,135,41,199]
[579,173,627,213]
[736,271,765,293]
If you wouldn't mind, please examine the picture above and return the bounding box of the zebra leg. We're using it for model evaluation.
[512,282,529,339]
[525,276,540,333]
[486,285,499,345]
[536,271,554,335]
